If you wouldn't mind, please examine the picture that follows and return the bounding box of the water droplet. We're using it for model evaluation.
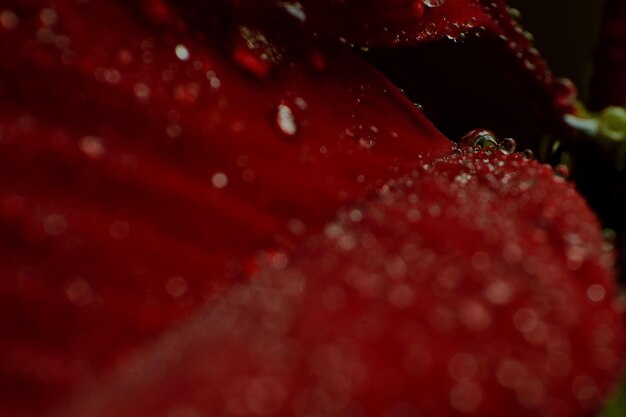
[513,308,538,333]
[175,44,190,61]
[554,164,570,179]
[0,10,19,31]
[40,8,57,26]
[115,50,132,66]
[522,149,534,160]
[293,97,308,110]
[448,353,479,381]
[358,137,377,149]
[134,83,151,104]
[460,129,498,149]
[279,1,306,22]
[79,136,106,159]
[388,284,415,309]
[500,137,517,154]
[165,276,188,298]
[507,7,522,20]
[166,123,182,138]
[275,104,297,137]
[458,299,492,332]
[109,220,130,239]
[173,82,201,106]
[450,382,482,413]
[423,0,446,8]
[553,78,577,110]
[44,213,68,236]
[212,172,229,189]
[484,281,514,305]
[65,279,93,306]
[412,1,425,17]
[470,251,490,271]
[206,71,222,90]
[245,377,286,416]
[496,359,525,388]
[587,284,606,303]
[572,376,598,402]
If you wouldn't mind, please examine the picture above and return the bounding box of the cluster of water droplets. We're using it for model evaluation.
[457,128,535,160]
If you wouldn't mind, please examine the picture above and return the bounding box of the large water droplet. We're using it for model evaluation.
[423,0,446,8]
[279,1,306,22]
[275,104,297,137]
[460,129,498,149]
[522,149,534,160]
[500,137,517,154]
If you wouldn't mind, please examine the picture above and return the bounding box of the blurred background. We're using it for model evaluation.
[506,1,626,415]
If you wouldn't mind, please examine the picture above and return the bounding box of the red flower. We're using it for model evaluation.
[0,1,623,416]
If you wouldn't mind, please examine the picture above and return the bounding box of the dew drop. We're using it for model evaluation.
[41,213,67,237]
[450,382,482,413]
[109,220,130,240]
[0,10,19,31]
[245,377,286,416]
[513,308,538,333]
[458,299,492,332]
[484,281,514,305]
[554,164,570,179]
[79,136,106,159]
[423,0,446,8]
[212,172,229,189]
[165,276,188,298]
[40,8,58,26]
[358,137,377,150]
[500,137,517,154]
[553,78,577,110]
[388,284,415,309]
[166,123,182,138]
[279,1,306,22]
[173,82,201,106]
[587,284,606,303]
[206,71,222,90]
[448,353,479,382]
[275,104,297,137]
[175,44,190,61]
[522,149,534,160]
[65,279,93,306]
[412,1,425,16]
[460,129,498,149]
[507,7,522,20]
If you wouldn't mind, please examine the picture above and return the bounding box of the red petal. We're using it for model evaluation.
[58,148,625,417]
[178,0,564,111]
[0,1,450,414]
